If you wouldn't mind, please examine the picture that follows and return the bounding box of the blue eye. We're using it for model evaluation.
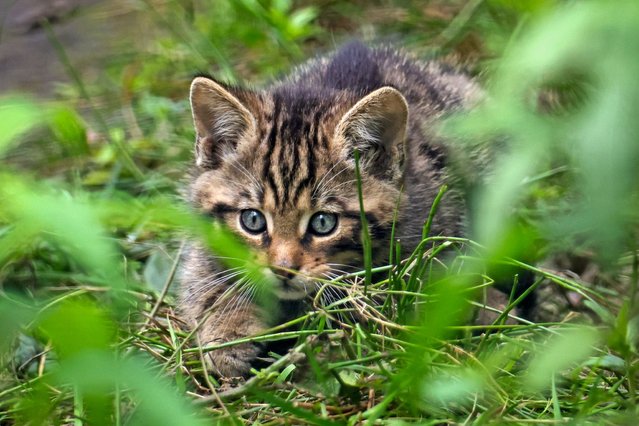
[240,209,267,233]
[309,212,338,236]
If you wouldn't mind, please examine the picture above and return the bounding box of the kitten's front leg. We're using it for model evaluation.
[198,303,267,378]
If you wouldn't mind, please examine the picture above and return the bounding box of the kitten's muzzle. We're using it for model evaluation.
[274,270,297,281]
[273,279,309,300]
[270,261,299,280]
[271,271,311,301]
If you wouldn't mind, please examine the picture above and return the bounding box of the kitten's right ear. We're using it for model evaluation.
[190,77,256,169]
[334,87,408,183]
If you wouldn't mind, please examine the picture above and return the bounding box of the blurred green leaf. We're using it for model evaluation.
[47,106,89,157]
[0,176,125,294]
[450,1,639,264]
[14,383,52,426]
[0,97,40,155]
[272,0,291,13]
[143,246,178,293]
[392,273,473,412]
[38,298,114,360]
[487,0,557,15]
[289,7,318,35]
[526,327,599,390]
[421,369,483,406]
[584,354,626,374]
[53,353,208,426]
[0,296,35,354]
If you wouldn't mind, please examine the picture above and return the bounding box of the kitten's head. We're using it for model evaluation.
[188,77,408,300]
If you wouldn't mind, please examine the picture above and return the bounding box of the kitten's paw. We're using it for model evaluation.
[205,342,263,378]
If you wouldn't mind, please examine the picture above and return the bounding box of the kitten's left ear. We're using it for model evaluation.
[334,87,408,182]
[190,77,256,169]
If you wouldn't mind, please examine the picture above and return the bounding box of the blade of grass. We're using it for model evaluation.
[142,240,184,329]
[353,150,372,293]
[551,375,562,421]
[74,384,84,426]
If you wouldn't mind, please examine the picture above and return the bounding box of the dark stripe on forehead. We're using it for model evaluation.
[279,115,303,206]
[263,102,281,205]
[271,101,320,208]
[293,110,326,205]
[309,112,319,147]
[291,138,316,205]
[257,187,265,205]
[290,136,301,203]
[264,91,338,209]
[265,103,279,155]
[318,125,329,150]
[267,173,280,205]
[314,106,334,151]
[278,128,289,205]
[418,143,447,171]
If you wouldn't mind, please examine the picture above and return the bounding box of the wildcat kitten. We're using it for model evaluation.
[180,42,483,377]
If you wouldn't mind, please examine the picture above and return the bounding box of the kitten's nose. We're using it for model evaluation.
[268,238,302,280]
[271,259,299,280]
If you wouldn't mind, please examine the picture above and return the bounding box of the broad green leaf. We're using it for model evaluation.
[38,298,114,360]
[0,176,124,292]
[143,246,179,293]
[0,296,35,354]
[0,97,40,156]
[54,352,208,426]
[526,327,599,390]
[47,106,89,156]
[421,369,483,406]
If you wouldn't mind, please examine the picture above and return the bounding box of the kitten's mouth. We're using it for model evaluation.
[274,279,310,301]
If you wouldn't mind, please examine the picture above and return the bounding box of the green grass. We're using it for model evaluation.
[2,0,639,424]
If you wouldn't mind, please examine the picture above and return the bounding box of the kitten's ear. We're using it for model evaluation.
[334,87,408,182]
[190,77,256,169]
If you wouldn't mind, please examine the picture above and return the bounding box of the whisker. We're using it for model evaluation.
[212,277,252,332]
[230,161,263,192]
[324,179,358,193]
[311,163,349,200]
[216,278,262,332]
[211,276,247,311]
[180,270,245,307]
[185,268,245,300]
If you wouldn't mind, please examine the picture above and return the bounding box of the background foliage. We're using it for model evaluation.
[1,0,638,424]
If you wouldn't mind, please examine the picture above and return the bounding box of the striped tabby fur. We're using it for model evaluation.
[180,42,482,377]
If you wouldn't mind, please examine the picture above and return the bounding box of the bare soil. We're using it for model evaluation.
[0,0,157,96]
